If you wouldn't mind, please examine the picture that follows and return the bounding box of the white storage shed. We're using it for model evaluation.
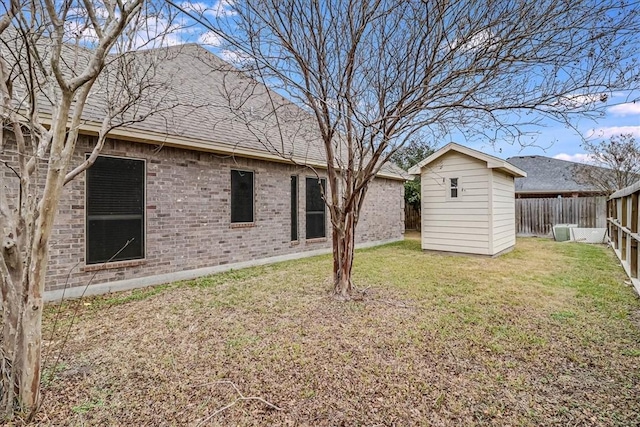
[408,143,527,256]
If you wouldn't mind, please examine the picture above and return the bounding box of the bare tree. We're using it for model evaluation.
[0,0,183,418]
[175,0,640,298]
[574,134,640,194]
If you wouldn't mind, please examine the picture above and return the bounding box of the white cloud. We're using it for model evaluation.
[553,153,596,164]
[555,93,607,109]
[180,0,236,18]
[210,0,236,17]
[62,1,237,51]
[63,7,102,44]
[607,102,640,116]
[585,126,640,139]
[220,49,252,64]
[610,91,629,99]
[124,18,188,50]
[198,31,223,46]
[64,24,99,45]
[449,29,496,54]
[180,1,209,13]
[63,8,192,50]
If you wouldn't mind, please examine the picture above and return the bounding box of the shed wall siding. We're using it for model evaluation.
[420,151,491,255]
[491,170,516,253]
[3,134,404,292]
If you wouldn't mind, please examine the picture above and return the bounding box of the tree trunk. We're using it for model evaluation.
[1,227,45,418]
[332,211,356,299]
[1,235,22,416]
[5,251,41,416]
[1,247,53,419]
[1,289,42,418]
[1,110,69,416]
[18,288,43,413]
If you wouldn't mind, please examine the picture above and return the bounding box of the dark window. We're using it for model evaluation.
[450,177,458,198]
[86,156,145,264]
[306,177,326,239]
[231,170,254,223]
[291,176,298,241]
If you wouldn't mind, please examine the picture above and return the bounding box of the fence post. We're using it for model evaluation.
[631,192,638,279]
[608,181,640,294]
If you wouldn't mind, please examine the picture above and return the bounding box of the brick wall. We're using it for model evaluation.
[8,136,404,292]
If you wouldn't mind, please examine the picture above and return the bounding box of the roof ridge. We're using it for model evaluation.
[508,154,617,172]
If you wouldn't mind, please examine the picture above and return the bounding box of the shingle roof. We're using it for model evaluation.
[3,32,405,180]
[506,155,604,194]
[93,44,330,164]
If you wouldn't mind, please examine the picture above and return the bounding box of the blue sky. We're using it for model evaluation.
[459,91,640,162]
[144,0,640,166]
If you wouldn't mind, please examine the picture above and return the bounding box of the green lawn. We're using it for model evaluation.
[34,237,640,426]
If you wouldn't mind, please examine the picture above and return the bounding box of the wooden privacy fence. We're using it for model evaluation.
[608,182,640,292]
[516,196,607,236]
[405,204,420,230]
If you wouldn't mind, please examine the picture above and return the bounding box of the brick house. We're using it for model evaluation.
[2,44,405,300]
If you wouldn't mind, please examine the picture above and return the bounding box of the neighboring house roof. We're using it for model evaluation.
[408,142,526,177]
[506,155,606,194]
[3,32,405,180]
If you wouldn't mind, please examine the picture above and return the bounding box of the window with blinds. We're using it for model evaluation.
[86,156,145,264]
[291,176,298,241]
[306,177,326,239]
[231,170,254,223]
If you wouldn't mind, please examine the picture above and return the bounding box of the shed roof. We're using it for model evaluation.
[408,142,526,178]
[506,155,606,194]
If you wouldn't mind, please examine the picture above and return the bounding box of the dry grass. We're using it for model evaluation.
[28,237,640,426]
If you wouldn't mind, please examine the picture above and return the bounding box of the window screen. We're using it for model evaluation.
[291,176,298,241]
[231,170,254,223]
[306,177,326,239]
[86,156,145,264]
[450,177,459,198]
